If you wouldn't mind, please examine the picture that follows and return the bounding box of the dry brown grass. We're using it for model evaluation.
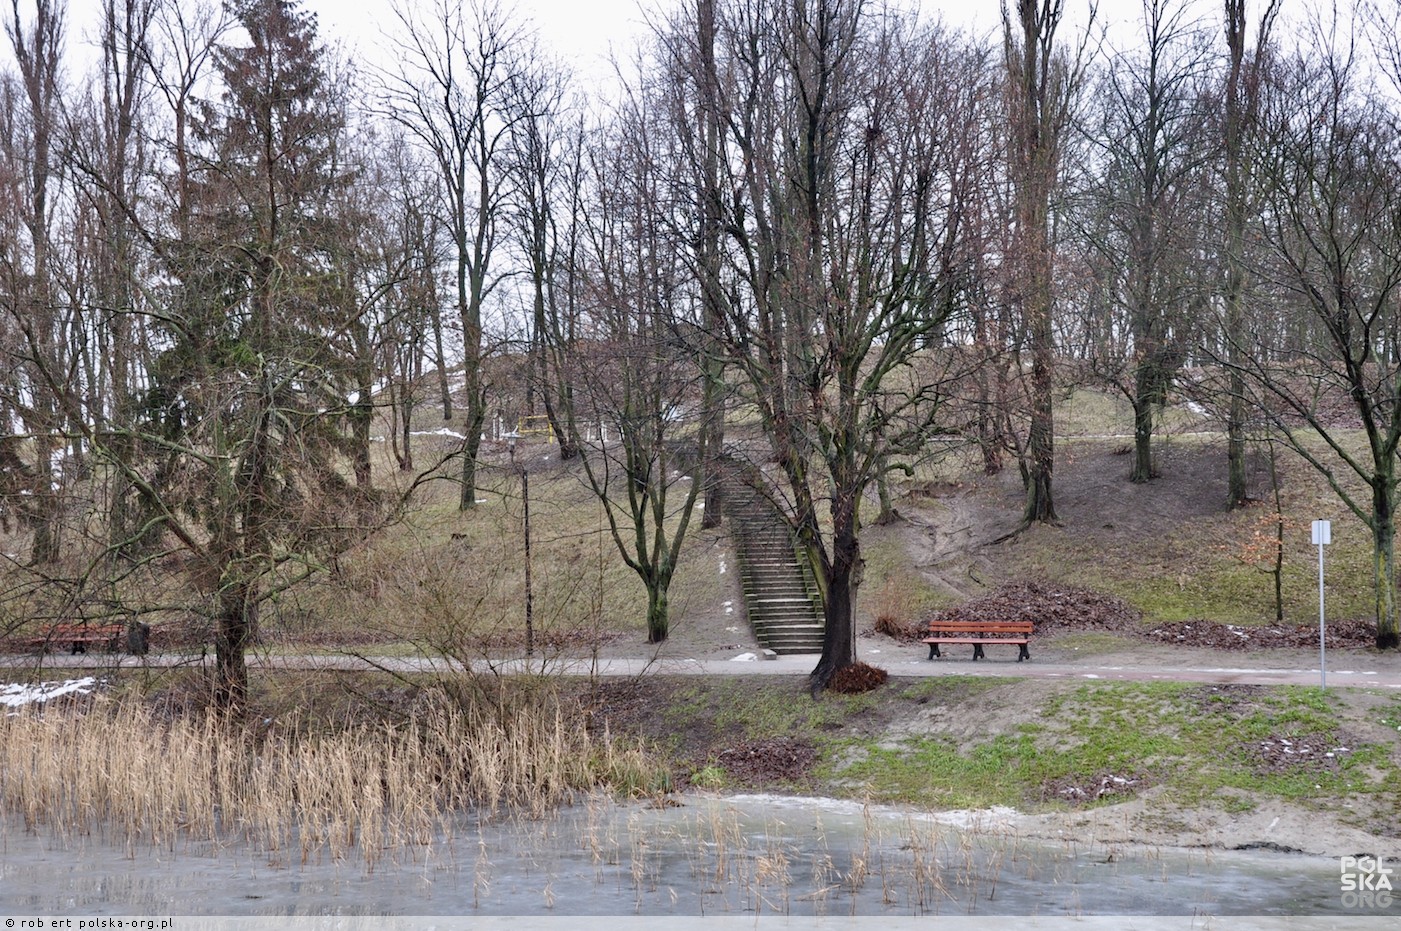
[0,690,669,866]
[871,577,923,640]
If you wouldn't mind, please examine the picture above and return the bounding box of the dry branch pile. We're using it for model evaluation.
[922,580,1143,633]
[1145,619,1376,650]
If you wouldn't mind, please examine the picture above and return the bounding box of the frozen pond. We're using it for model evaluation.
[0,795,1386,918]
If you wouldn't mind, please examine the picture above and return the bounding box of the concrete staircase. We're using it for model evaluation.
[722,468,825,654]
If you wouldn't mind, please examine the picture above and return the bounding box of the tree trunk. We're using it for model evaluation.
[1227,378,1249,507]
[645,582,669,644]
[399,383,414,471]
[1025,341,1057,523]
[1374,477,1399,649]
[809,517,859,693]
[700,370,725,529]
[215,574,256,709]
[351,359,374,490]
[432,311,453,421]
[1268,440,1284,622]
[1130,393,1155,484]
[875,468,895,524]
[459,390,486,510]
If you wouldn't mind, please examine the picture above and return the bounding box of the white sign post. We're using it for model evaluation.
[1312,520,1332,691]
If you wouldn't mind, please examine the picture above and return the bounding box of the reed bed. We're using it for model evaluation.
[0,693,667,867]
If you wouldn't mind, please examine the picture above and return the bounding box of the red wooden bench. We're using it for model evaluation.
[923,620,1033,662]
[23,623,130,655]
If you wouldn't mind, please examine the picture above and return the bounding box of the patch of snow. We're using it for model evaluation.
[2,676,99,713]
[731,652,758,662]
[410,428,468,441]
[1082,674,1101,679]
[929,806,1020,831]
[1186,401,1208,415]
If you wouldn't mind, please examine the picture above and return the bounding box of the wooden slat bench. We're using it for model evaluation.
[923,620,1033,662]
[23,623,129,655]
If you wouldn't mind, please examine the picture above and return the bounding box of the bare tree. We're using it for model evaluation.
[507,53,582,460]
[1241,19,1401,649]
[382,0,527,510]
[65,0,163,555]
[657,0,731,529]
[571,83,704,644]
[373,137,444,474]
[1077,0,1211,483]
[657,0,976,690]
[2,0,66,564]
[1002,0,1088,524]
[1221,0,1279,507]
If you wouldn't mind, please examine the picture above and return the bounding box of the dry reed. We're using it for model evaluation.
[0,691,667,867]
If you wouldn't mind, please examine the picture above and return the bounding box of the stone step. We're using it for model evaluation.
[762,636,825,649]
[747,612,821,624]
[754,634,822,646]
[748,614,820,626]
[742,589,812,599]
[751,622,825,635]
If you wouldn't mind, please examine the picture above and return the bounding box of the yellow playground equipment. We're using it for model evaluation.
[517,414,555,443]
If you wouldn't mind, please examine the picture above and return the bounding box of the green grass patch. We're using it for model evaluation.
[825,681,1395,811]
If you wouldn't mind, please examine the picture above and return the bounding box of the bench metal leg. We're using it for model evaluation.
[1018,644,1030,662]
[973,643,985,661]
[928,642,941,659]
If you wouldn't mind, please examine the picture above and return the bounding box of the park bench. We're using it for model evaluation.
[21,622,148,655]
[923,620,1033,662]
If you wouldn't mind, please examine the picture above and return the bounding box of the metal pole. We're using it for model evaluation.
[523,465,534,659]
[1318,541,1326,691]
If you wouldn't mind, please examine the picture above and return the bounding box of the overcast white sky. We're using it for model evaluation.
[295,0,1149,75]
[55,0,1170,85]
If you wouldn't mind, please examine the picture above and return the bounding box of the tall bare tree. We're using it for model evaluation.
[1221,0,1279,507]
[1079,0,1211,483]
[2,0,66,563]
[571,83,705,645]
[383,0,527,510]
[658,0,730,528]
[507,54,581,460]
[1002,0,1086,524]
[1241,20,1401,649]
[658,0,977,690]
